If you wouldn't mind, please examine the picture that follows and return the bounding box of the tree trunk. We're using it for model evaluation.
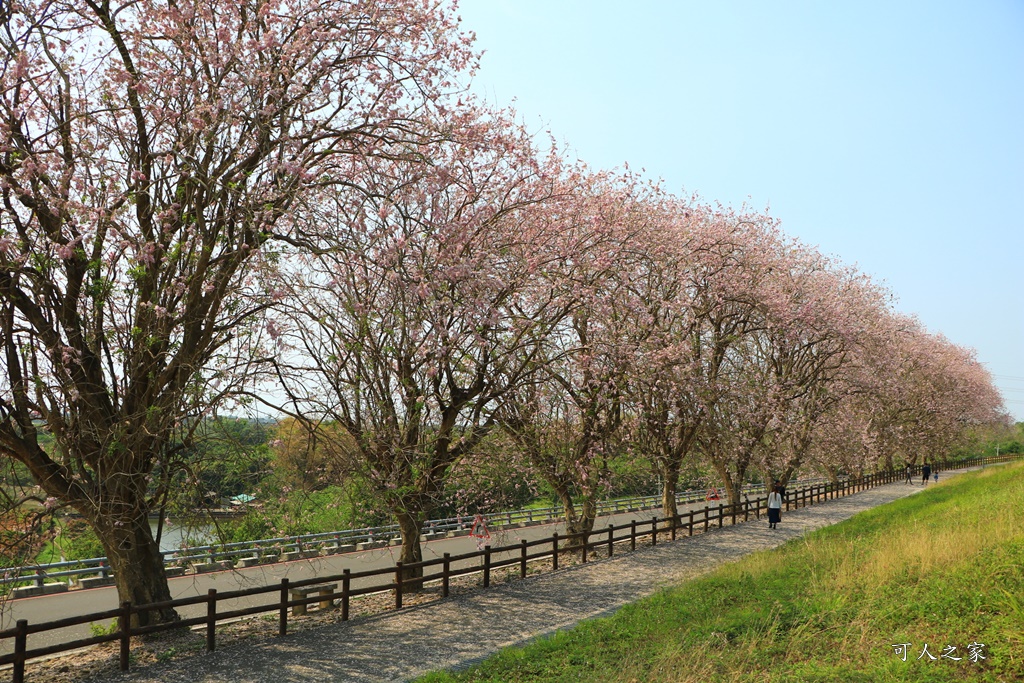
[396,510,424,589]
[553,481,580,539]
[883,453,894,471]
[659,462,680,529]
[95,515,179,628]
[827,466,840,486]
[779,463,798,488]
[759,468,781,495]
[567,495,597,555]
[579,496,597,537]
[712,461,742,508]
[552,482,596,550]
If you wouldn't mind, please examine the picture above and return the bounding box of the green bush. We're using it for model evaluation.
[218,482,384,542]
[57,519,106,560]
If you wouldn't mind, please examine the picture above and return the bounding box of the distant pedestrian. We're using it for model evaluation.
[922,462,931,486]
[767,485,783,529]
[905,464,914,485]
[933,470,939,484]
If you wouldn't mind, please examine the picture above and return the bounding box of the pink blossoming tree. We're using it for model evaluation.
[0,0,473,623]
[271,112,574,581]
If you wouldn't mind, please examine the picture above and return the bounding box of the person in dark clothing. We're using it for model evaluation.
[922,462,931,486]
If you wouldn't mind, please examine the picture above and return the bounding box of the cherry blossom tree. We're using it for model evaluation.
[693,238,873,504]
[797,395,877,483]
[747,258,887,490]
[0,0,473,623]
[496,170,657,542]
[852,315,1005,469]
[625,207,782,521]
[270,113,574,581]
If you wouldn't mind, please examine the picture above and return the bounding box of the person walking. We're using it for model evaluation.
[767,485,783,529]
[922,462,932,486]
[905,463,914,485]
[934,470,939,484]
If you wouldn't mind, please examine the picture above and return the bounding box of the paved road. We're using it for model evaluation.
[4,497,741,655]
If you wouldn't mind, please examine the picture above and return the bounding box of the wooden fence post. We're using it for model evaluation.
[395,562,403,610]
[206,589,217,652]
[688,509,695,536]
[521,539,528,578]
[630,520,637,550]
[119,601,131,671]
[483,546,491,587]
[342,569,350,620]
[608,524,615,556]
[279,578,289,636]
[651,516,658,546]
[13,619,27,683]
[552,533,559,571]
[442,555,450,597]
[717,504,723,528]
[704,506,709,533]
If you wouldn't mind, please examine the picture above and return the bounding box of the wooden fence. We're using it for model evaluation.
[2,455,1019,683]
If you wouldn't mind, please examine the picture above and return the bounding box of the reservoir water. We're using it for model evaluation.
[149,519,217,553]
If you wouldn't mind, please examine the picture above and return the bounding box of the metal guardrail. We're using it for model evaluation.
[0,475,846,590]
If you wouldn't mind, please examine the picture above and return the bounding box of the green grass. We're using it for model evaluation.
[416,463,1024,682]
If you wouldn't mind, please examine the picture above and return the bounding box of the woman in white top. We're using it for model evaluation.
[767,485,783,529]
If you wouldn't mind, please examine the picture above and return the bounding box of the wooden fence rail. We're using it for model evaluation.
[2,455,1019,683]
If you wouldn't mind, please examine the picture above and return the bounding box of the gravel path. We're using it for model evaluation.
[96,473,957,683]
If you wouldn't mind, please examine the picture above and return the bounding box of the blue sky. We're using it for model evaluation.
[457,0,1024,421]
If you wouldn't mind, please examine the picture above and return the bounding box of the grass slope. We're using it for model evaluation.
[418,463,1024,682]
